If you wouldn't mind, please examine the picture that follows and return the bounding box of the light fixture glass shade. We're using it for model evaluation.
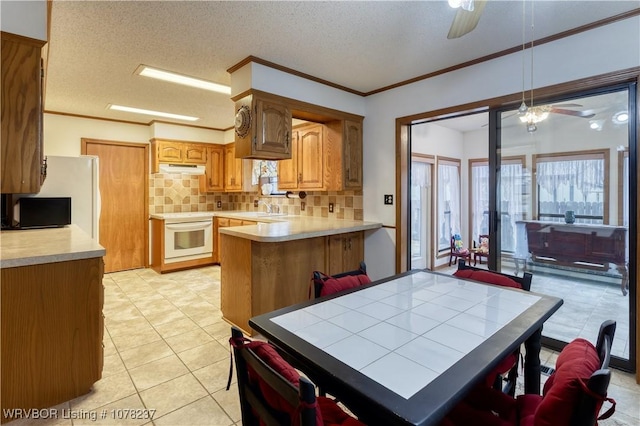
[612,111,629,124]
[108,104,199,121]
[518,101,528,114]
[136,65,231,94]
[518,106,550,124]
[448,0,462,8]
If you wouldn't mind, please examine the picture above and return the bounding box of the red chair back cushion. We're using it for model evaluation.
[245,341,324,425]
[535,338,601,426]
[319,274,371,297]
[453,269,522,289]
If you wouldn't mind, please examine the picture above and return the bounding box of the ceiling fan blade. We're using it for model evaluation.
[447,0,487,39]
[552,103,583,108]
[550,108,595,119]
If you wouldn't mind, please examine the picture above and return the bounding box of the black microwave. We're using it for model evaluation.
[17,197,72,229]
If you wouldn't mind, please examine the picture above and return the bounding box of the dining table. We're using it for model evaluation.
[249,269,564,426]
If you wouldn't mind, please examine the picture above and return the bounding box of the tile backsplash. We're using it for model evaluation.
[149,173,363,219]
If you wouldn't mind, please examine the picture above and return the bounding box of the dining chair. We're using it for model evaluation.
[311,261,370,299]
[442,320,617,426]
[454,259,533,396]
[449,234,472,266]
[229,327,365,426]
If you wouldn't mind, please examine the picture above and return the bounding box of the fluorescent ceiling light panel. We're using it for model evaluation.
[108,104,199,121]
[136,65,231,94]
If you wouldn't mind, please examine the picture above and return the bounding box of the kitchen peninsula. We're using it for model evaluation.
[219,213,382,335]
[0,226,105,423]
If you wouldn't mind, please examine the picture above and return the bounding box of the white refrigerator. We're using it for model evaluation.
[18,155,101,239]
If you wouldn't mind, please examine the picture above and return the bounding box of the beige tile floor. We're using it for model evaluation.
[6,266,639,425]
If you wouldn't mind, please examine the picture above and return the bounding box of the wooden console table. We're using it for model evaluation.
[517,220,629,296]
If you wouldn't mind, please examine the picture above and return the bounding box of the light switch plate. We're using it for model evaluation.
[217,201,222,208]
[384,194,393,205]
[329,203,334,213]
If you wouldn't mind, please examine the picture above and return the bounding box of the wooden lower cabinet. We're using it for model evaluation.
[1,257,104,423]
[221,234,326,335]
[214,217,257,264]
[220,230,365,335]
[326,231,364,275]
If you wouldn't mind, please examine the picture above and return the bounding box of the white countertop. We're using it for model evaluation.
[0,225,106,268]
[150,211,383,242]
[218,213,382,242]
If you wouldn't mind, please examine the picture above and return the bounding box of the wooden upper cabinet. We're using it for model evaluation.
[151,139,208,172]
[233,91,292,160]
[277,130,298,189]
[298,124,324,189]
[323,119,364,191]
[343,120,363,189]
[156,141,183,163]
[224,143,243,191]
[183,144,207,164]
[278,124,324,190]
[205,145,224,192]
[1,33,46,194]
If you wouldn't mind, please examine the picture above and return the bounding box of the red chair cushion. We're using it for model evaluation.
[318,397,365,426]
[454,269,522,289]
[246,341,324,425]
[319,274,371,297]
[535,338,602,426]
[483,352,518,387]
[516,394,542,426]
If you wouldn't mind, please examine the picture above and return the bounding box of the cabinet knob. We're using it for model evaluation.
[298,173,302,183]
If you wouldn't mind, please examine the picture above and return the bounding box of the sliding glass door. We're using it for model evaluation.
[494,86,635,369]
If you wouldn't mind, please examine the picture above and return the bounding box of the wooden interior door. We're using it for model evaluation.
[82,139,148,273]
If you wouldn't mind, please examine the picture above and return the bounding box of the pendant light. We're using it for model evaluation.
[517,0,548,133]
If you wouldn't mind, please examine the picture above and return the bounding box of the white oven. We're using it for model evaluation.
[163,213,213,263]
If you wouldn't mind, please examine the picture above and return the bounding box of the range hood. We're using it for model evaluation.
[158,163,206,175]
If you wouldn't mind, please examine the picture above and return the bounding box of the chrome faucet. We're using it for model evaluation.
[258,199,273,214]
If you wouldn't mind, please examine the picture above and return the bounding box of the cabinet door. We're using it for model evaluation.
[326,235,347,276]
[343,120,363,189]
[1,34,45,194]
[206,145,225,192]
[343,232,364,272]
[298,125,324,189]
[255,97,292,157]
[184,144,207,164]
[157,141,183,163]
[224,144,243,191]
[277,130,299,189]
[326,232,364,275]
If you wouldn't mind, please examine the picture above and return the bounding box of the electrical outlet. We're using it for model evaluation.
[329,203,334,213]
[384,194,393,205]
[301,202,306,211]
[254,199,259,208]
[216,201,222,209]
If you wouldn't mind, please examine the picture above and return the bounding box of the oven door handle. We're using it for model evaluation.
[165,221,212,231]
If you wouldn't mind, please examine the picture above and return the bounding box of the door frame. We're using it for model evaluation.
[395,67,640,378]
[81,138,149,271]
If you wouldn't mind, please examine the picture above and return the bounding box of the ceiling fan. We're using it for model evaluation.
[519,103,596,120]
[447,0,488,39]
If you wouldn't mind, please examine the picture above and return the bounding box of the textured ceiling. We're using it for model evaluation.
[45,1,639,131]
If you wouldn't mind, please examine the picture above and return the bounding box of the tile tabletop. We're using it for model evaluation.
[270,271,541,399]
